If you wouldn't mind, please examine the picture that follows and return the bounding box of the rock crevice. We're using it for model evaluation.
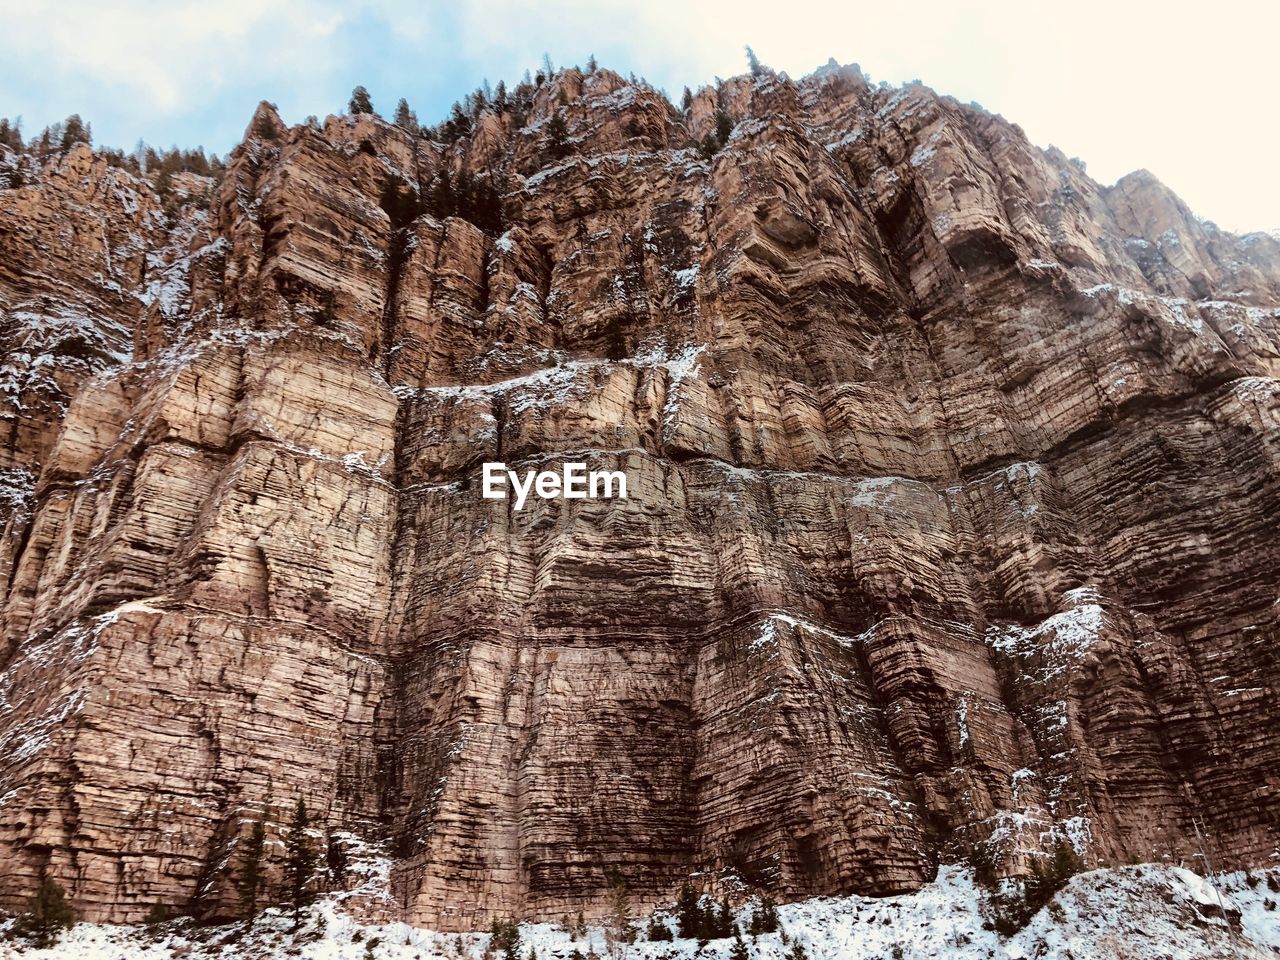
[1,62,1279,929]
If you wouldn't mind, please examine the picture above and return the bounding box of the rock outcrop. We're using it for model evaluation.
[2,62,1279,930]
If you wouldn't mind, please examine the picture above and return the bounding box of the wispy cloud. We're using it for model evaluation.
[3,0,1277,232]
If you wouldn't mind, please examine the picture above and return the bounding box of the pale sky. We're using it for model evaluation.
[3,0,1276,233]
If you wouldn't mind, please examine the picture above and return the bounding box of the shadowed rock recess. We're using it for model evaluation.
[2,62,1279,931]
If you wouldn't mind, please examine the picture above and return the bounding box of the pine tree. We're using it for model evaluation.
[1021,837,1083,920]
[428,169,455,220]
[730,932,750,960]
[59,114,90,151]
[681,87,693,112]
[349,85,375,115]
[454,169,474,222]
[154,166,175,208]
[327,835,348,885]
[284,796,318,927]
[0,116,24,151]
[253,113,279,141]
[235,816,266,924]
[787,941,808,960]
[745,46,766,77]
[545,111,570,161]
[394,98,418,132]
[587,53,598,73]
[13,875,75,948]
[676,881,702,938]
[445,102,472,142]
[646,916,672,941]
[763,895,778,932]
[716,896,733,938]
[715,110,733,146]
[494,80,509,113]
[490,917,521,959]
[749,895,778,934]
[606,869,634,945]
[541,53,555,78]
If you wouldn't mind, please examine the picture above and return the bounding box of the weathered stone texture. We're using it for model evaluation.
[2,62,1279,929]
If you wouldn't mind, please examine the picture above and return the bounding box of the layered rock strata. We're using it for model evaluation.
[1,62,1279,929]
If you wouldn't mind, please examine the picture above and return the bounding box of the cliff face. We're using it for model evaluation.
[2,62,1279,930]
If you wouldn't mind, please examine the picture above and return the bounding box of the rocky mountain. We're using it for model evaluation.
[2,59,1279,937]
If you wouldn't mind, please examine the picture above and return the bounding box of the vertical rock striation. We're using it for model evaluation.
[1,62,1279,929]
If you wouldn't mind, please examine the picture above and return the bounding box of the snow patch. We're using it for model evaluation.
[5,863,1276,960]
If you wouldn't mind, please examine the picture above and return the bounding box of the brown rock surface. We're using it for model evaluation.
[2,63,1279,929]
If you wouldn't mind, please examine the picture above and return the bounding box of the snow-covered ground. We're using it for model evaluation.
[3,863,1278,960]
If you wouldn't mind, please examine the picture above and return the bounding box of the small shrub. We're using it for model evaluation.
[987,839,1083,935]
[545,112,570,161]
[748,895,778,934]
[253,115,279,142]
[647,917,672,941]
[490,917,521,959]
[676,881,702,938]
[12,875,76,948]
[606,870,634,944]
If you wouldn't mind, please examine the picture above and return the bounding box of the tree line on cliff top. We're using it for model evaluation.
[2,47,774,230]
[0,45,771,169]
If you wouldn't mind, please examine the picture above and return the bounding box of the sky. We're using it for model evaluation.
[3,0,1277,234]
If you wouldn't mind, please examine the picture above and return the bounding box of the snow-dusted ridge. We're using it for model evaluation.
[4,863,1278,959]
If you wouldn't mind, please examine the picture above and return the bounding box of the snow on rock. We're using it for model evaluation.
[0,467,36,515]
[4,863,1276,959]
[402,342,706,428]
[752,611,875,653]
[1170,867,1236,914]
[987,589,1105,673]
[672,265,700,289]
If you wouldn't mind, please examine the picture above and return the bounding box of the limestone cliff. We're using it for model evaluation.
[2,61,1279,930]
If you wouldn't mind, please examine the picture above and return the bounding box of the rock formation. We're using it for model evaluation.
[1,61,1279,930]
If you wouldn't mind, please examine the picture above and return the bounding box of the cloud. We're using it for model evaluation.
[10,1,310,104]
[441,0,1280,230]
[2,0,1277,231]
